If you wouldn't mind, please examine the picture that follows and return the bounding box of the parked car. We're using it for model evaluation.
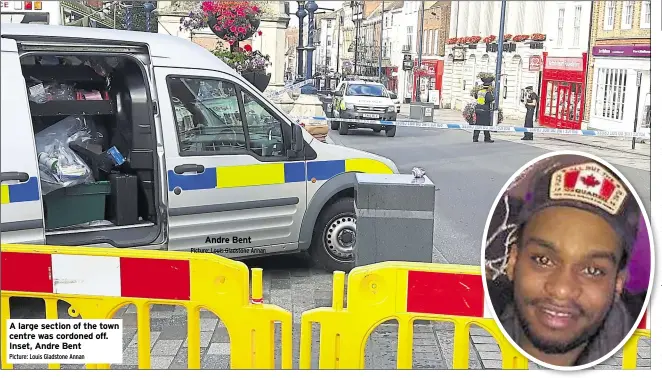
[330,80,398,137]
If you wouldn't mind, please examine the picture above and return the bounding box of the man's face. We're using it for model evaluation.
[507,206,626,356]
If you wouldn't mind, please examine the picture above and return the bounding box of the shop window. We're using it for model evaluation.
[594,68,627,121]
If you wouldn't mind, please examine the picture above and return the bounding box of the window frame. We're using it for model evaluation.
[603,1,615,30]
[621,1,634,30]
[640,0,651,29]
[573,5,582,47]
[165,74,293,162]
[557,7,565,48]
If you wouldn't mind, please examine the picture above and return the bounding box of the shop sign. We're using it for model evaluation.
[545,57,584,71]
[529,55,542,71]
[592,45,650,58]
[403,54,413,70]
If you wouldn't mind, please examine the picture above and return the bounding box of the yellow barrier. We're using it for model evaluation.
[0,244,292,369]
[1,245,650,370]
[299,262,529,369]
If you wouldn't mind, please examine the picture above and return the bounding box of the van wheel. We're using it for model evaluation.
[309,197,356,273]
[338,122,349,135]
[386,125,396,137]
[330,121,339,130]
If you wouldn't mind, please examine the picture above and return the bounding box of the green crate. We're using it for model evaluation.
[43,181,111,230]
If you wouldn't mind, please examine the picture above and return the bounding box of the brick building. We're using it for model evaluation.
[584,1,651,132]
[413,1,451,105]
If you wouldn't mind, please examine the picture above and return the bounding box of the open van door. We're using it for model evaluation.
[1,38,45,244]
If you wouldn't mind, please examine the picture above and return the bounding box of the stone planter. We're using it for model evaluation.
[241,71,271,92]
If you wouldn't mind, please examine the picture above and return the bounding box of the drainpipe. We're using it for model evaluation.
[581,0,595,127]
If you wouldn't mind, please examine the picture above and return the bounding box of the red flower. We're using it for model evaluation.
[238,26,246,34]
[243,44,252,52]
[230,25,237,33]
[258,30,262,36]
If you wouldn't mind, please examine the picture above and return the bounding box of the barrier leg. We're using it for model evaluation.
[396,318,414,369]
[187,305,201,369]
[1,296,12,370]
[621,335,640,369]
[44,298,61,370]
[452,321,470,369]
[136,301,151,369]
[299,318,313,369]
[280,315,293,369]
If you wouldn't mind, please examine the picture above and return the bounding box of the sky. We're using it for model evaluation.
[287,1,343,27]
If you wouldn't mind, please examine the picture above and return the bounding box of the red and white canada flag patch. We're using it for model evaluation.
[549,163,627,215]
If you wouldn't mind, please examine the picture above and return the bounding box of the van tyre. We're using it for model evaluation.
[386,125,396,137]
[309,197,356,273]
[330,121,339,130]
[338,122,349,135]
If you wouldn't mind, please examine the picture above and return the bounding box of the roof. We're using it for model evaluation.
[0,23,237,76]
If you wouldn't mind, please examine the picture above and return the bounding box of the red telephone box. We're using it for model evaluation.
[539,52,588,129]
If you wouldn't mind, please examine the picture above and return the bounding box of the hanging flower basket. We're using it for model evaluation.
[180,1,264,49]
[503,34,512,41]
[531,33,546,41]
[447,37,458,45]
[213,44,272,92]
[468,36,482,44]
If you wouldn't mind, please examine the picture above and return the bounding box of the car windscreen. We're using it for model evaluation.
[346,84,387,97]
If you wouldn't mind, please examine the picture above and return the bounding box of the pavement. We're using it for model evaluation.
[7,104,651,370]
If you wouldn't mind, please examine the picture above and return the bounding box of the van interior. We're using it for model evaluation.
[20,52,161,247]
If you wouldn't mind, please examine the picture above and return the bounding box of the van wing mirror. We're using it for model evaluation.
[288,123,304,157]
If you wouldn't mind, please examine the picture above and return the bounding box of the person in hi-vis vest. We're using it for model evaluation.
[473,77,495,143]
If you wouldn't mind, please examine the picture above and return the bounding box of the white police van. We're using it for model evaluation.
[0,24,398,272]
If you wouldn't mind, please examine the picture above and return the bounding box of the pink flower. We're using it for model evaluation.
[230,25,237,33]
[257,30,262,36]
[214,25,221,31]
[238,26,246,34]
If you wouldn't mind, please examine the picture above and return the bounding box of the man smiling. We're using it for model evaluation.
[496,157,642,367]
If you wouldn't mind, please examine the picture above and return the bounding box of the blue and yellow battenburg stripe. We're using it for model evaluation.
[0,177,40,205]
[167,159,393,191]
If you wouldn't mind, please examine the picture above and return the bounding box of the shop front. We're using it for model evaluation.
[539,52,588,129]
[589,45,651,133]
[412,58,444,107]
[384,66,398,93]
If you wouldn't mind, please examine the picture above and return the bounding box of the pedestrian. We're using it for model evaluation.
[473,77,495,143]
[487,156,642,367]
[522,86,538,140]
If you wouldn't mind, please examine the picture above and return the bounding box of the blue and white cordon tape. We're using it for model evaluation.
[265,79,315,99]
[291,116,651,139]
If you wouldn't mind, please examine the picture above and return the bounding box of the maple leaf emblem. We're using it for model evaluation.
[581,174,601,187]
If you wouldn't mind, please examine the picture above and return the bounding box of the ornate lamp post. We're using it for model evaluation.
[304,0,319,81]
[144,1,155,32]
[295,1,307,82]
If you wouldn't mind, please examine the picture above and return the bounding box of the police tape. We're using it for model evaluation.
[290,116,651,139]
[265,79,315,99]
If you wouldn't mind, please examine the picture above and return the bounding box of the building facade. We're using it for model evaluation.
[413,1,451,106]
[536,1,593,129]
[584,1,651,133]
[442,1,546,121]
[398,1,423,103]
[284,27,298,81]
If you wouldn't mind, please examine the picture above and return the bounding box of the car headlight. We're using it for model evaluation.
[345,103,355,110]
[387,106,395,112]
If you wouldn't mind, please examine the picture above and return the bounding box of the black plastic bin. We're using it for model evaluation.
[43,181,111,230]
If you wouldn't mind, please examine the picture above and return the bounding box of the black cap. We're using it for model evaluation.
[525,86,533,90]
[518,158,641,254]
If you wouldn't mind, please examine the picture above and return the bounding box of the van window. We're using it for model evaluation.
[240,91,285,157]
[167,77,247,154]
[346,84,387,97]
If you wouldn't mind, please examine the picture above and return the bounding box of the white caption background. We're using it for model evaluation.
[6,319,122,364]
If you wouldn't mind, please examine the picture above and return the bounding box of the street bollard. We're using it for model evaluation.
[354,172,436,266]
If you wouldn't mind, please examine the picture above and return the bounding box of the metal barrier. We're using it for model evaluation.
[299,262,529,369]
[0,244,292,370]
[299,261,652,370]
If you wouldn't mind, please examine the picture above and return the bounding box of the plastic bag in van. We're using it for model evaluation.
[34,116,97,195]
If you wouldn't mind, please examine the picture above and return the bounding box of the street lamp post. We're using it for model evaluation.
[493,0,507,125]
[295,2,307,82]
[143,1,154,32]
[305,1,319,81]
[415,0,424,102]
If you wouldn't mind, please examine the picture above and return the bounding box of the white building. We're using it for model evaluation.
[397,1,422,103]
[442,1,546,121]
[313,13,339,74]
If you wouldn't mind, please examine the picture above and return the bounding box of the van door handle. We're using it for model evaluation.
[174,164,205,174]
[0,172,30,183]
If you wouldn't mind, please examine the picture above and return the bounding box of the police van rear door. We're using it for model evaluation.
[0,37,45,244]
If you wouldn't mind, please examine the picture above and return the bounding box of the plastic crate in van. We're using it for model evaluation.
[43,181,111,230]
